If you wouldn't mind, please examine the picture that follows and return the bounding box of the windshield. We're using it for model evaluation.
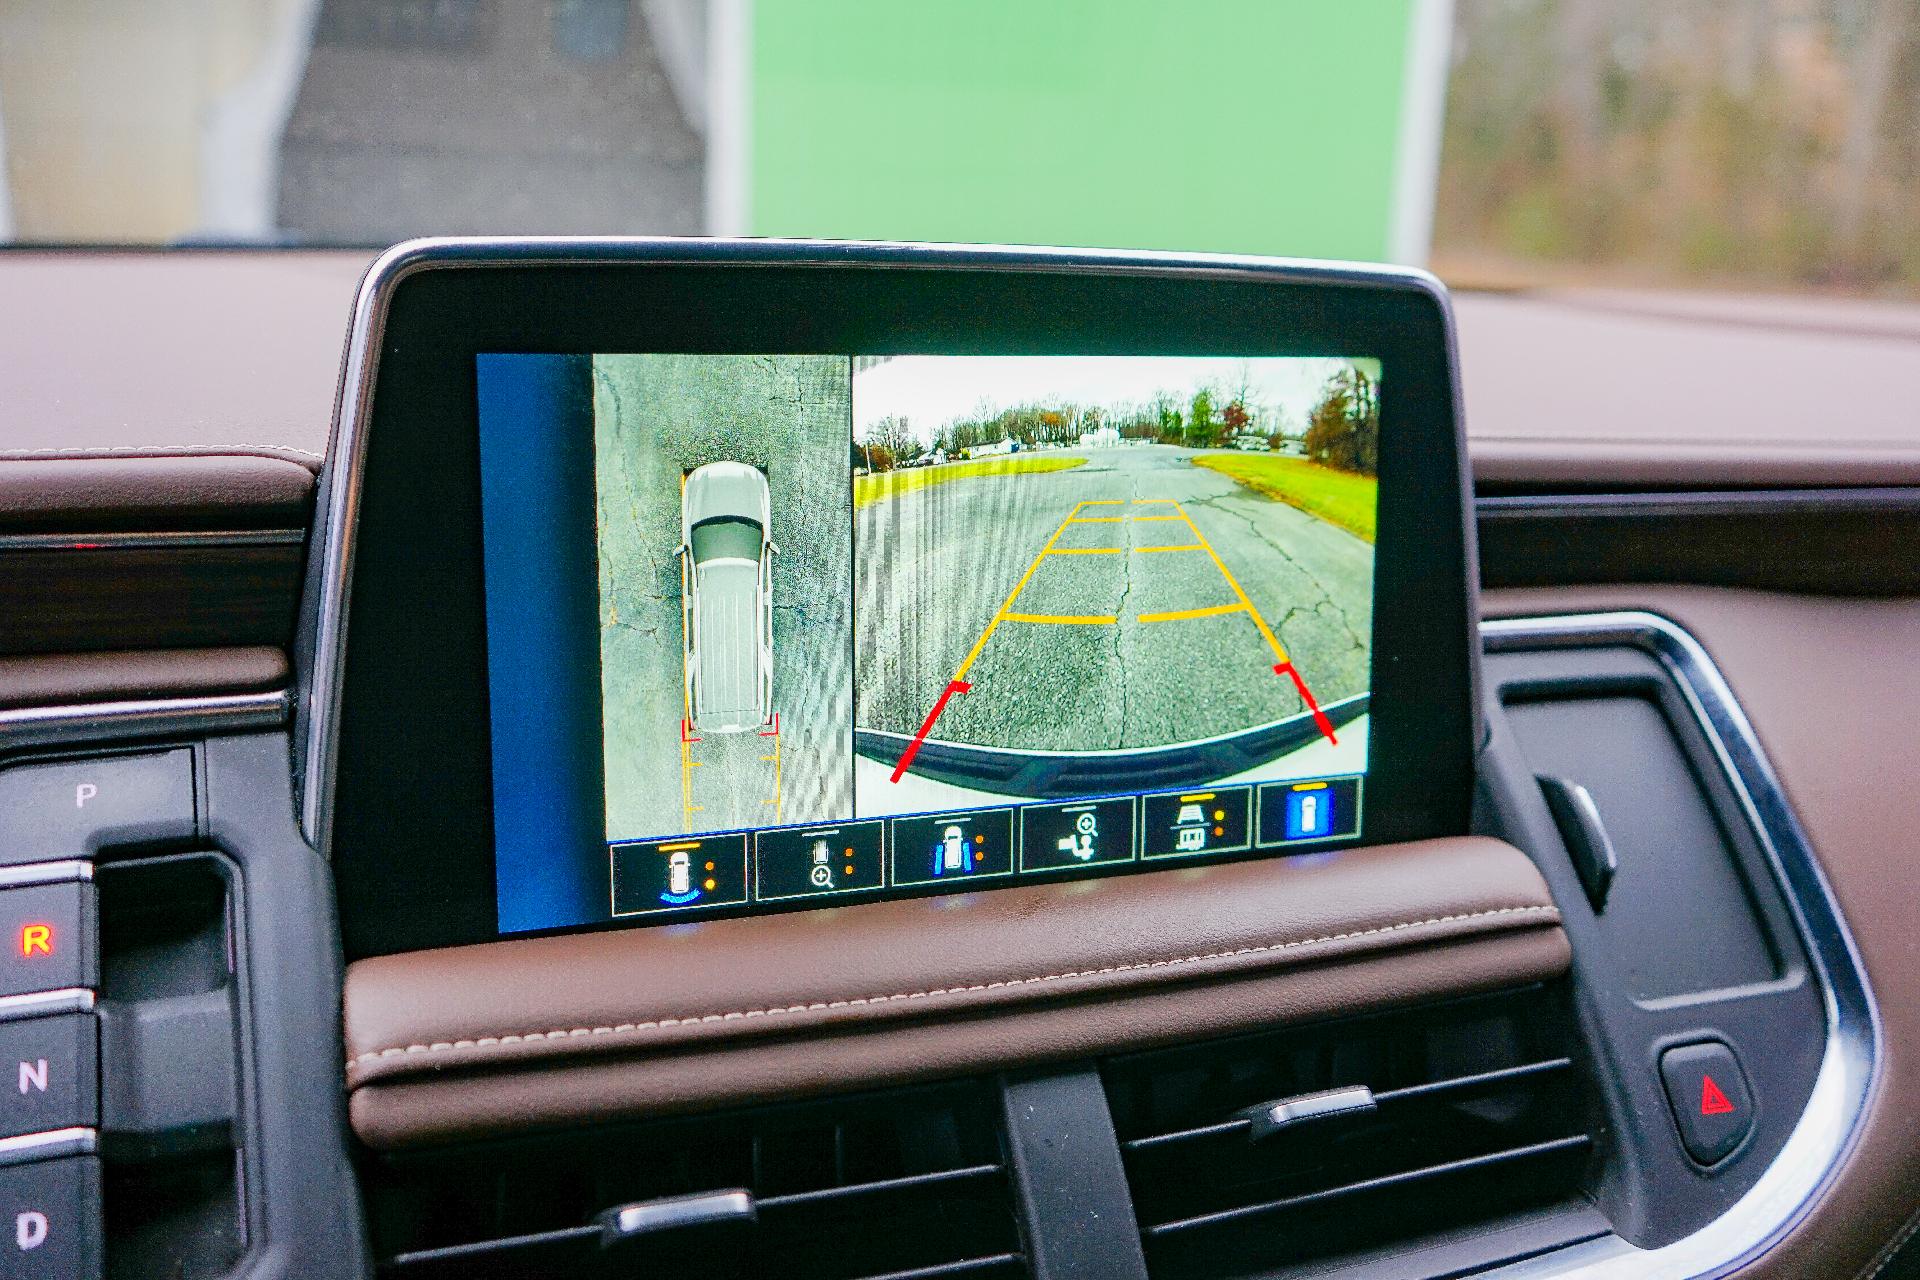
[690,515,763,564]
[1,2,1914,300]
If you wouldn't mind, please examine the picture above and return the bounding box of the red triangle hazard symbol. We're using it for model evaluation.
[1700,1074,1736,1116]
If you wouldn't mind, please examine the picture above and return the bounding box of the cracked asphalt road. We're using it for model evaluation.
[595,354,854,842]
[854,445,1372,753]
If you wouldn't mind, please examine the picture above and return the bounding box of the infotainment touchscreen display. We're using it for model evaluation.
[317,243,1477,958]
[477,351,1379,933]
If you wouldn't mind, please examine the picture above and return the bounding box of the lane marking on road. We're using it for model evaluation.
[1172,502,1291,666]
[1068,513,1187,524]
[1004,613,1119,625]
[1045,547,1122,556]
[679,718,704,829]
[1137,603,1246,623]
[759,713,783,816]
[949,501,1089,682]
[1132,543,1203,553]
[1172,500,1338,747]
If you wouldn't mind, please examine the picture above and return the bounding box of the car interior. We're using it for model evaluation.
[1,6,1917,1280]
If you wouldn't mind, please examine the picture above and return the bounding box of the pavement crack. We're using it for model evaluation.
[1182,491,1368,654]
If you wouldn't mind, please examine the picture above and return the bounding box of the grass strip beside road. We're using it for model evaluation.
[1189,454,1378,543]
[854,455,1087,509]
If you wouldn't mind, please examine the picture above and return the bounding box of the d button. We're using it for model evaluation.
[0,1157,100,1279]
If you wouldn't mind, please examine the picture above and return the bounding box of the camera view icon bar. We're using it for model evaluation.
[1255,776,1363,848]
[1018,796,1137,874]
[610,833,750,917]
[889,809,1015,888]
[1140,786,1253,861]
[754,821,885,902]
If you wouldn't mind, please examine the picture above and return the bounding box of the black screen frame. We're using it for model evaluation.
[308,241,1481,960]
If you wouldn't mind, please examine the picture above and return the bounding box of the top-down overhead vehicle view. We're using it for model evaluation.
[2,3,1919,1279]
[679,460,775,736]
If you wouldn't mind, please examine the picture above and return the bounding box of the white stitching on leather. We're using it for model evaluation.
[0,444,323,459]
[347,904,1560,1071]
[1860,1204,1920,1280]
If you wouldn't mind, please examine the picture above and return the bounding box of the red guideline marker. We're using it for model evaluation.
[759,712,781,738]
[892,679,971,782]
[680,718,701,743]
[1275,662,1338,746]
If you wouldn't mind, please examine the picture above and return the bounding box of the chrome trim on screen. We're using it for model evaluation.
[1480,611,1878,1280]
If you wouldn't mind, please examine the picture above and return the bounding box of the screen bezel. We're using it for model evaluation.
[308,241,1481,960]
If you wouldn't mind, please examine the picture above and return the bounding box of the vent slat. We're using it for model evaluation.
[1142,1134,1594,1238]
[1373,1055,1574,1105]
[385,1224,596,1271]
[364,1080,1025,1280]
[855,1252,1027,1280]
[1121,1055,1576,1154]
[760,1162,1004,1210]
[1104,986,1601,1279]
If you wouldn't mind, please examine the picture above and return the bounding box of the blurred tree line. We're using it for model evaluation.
[855,382,1285,469]
[1302,366,1380,476]
[1434,0,1920,296]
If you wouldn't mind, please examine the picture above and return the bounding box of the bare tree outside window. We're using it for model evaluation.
[1435,0,1920,297]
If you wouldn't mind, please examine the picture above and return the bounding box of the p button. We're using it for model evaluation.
[0,750,195,865]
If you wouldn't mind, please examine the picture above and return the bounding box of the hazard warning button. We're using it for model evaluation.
[1660,1040,1754,1166]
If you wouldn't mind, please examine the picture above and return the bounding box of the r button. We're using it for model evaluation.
[0,883,94,996]
[1659,1040,1754,1166]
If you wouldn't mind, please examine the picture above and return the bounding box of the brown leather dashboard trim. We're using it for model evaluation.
[0,455,312,655]
[0,647,289,711]
[0,453,315,533]
[343,835,1568,1149]
[1483,587,1917,1280]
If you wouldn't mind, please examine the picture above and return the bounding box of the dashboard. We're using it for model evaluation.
[0,241,1914,1280]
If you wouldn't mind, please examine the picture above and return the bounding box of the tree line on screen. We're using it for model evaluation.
[856,365,1378,476]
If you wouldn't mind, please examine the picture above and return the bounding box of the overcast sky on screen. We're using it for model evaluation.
[852,355,1365,444]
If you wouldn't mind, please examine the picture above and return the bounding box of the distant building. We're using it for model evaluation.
[1078,426,1121,448]
[964,438,1015,458]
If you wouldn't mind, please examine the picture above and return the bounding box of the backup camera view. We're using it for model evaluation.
[852,356,1373,817]
[559,353,1375,922]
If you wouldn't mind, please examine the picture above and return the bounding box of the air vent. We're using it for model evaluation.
[1102,987,1607,1280]
[360,1081,1026,1280]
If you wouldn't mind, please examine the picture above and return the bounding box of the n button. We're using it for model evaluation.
[1660,1040,1754,1166]
[0,1016,96,1139]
